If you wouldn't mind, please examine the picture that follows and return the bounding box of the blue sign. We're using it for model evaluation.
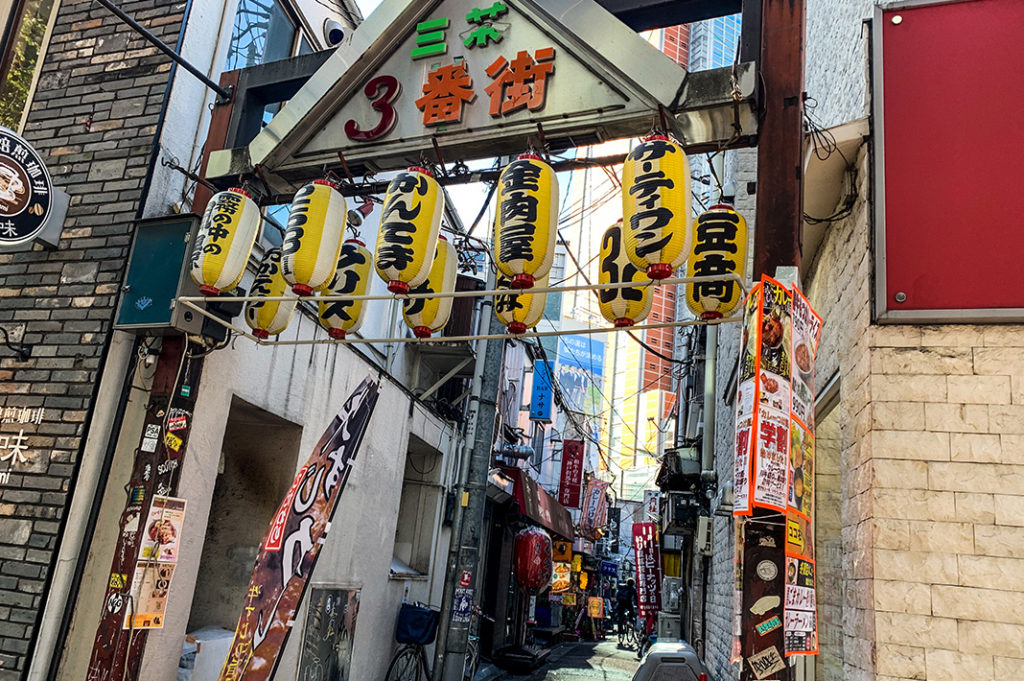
[601,561,618,576]
[529,360,554,422]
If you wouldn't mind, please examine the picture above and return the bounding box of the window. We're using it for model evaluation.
[225,0,299,72]
[392,436,443,577]
[0,0,57,129]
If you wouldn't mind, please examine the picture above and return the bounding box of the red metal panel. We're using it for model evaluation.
[881,0,1024,311]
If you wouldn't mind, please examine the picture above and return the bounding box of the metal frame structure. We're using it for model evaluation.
[871,0,1023,323]
[176,274,746,346]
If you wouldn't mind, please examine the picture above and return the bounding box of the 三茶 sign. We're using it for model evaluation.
[0,127,59,248]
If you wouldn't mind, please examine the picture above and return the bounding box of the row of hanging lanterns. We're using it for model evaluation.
[190,134,745,343]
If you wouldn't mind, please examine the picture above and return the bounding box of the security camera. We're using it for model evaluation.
[324,19,345,46]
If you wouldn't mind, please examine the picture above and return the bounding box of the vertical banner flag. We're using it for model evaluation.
[733,283,761,515]
[579,477,610,540]
[632,522,662,618]
[558,439,585,508]
[785,287,822,656]
[529,360,555,422]
[219,377,380,681]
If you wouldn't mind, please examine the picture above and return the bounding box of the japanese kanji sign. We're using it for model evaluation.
[557,438,584,508]
[632,522,661,618]
[227,0,692,179]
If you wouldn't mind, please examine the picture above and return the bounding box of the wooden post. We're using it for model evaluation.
[753,0,806,279]
[744,1,806,680]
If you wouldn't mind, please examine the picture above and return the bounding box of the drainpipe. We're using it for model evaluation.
[701,324,717,479]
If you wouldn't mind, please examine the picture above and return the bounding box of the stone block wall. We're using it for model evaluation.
[0,1,184,677]
[866,323,1024,681]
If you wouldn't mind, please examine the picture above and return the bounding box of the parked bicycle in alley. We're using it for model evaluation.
[385,602,493,681]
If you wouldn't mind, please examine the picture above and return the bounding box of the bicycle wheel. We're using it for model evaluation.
[462,638,479,681]
[386,645,425,681]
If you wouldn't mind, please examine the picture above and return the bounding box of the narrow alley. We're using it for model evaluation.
[493,641,641,681]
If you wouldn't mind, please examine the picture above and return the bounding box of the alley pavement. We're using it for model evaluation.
[492,640,641,681]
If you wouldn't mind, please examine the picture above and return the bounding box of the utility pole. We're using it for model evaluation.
[434,311,506,681]
[742,1,806,680]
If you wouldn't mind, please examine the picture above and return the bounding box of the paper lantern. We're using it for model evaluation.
[686,204,747,320]
[402,236,457,339]
[281,179,347,296]
[598,220,653,327]
[514,527,553,592]
[375,167,443,294]
[495,271,548,334]
[190,187,261,296]
[318,239,372,340]
[244,248,296,339]
[621,134,691,279]
[493,154,558,289]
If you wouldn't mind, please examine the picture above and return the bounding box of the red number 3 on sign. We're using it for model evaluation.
[345,75,400,142]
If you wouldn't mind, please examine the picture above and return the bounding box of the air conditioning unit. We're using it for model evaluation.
[662,577,682,613]
[663,534,684,552]
[657,611,682,641]
[696,516,713,556]
[661,492,699,536]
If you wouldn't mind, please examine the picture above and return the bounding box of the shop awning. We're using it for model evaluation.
[503,467,574,541]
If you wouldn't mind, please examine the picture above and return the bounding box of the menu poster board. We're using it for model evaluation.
[785,557,818,654]
[552,562,572,592]
[123,562,175,630]
[752,279,792,513]
[298,588,360,681]
[138,496,186,563]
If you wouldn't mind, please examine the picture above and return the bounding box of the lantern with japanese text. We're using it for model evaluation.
[190,187,261,296]
[513,526,553,593]
[375,167,444,294]
[493,154,558,289]
[281,179,347,296]
[686,204,747,320]
[402,236,457,338]
[318,239,372,339]
[495,272,548,334]
[598,220,653,327]
[244,248,296,339]
[621,135,691,279]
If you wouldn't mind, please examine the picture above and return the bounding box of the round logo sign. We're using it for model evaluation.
[0,127,53,246]
[756,559,778,581]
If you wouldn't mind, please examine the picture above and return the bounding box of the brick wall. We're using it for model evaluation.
[0,1,184,677]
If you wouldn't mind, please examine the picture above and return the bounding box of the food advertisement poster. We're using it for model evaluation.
[123,562,175,630]
[552,562,572,592]
[138,496,186,563]
[752,278,792,512]
[733,283,762,516]
[753,405,789,511]
[785,286,821,655]
[588,596,605,618]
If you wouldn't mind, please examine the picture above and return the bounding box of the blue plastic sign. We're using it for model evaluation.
[529,360,554,422]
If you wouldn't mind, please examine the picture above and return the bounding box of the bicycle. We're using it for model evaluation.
[616,605,638,649]
[385,602,491,681]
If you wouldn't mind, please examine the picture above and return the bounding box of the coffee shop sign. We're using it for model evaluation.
[0,407,45,485]
[346,2,557,142]
[0,127,68,250]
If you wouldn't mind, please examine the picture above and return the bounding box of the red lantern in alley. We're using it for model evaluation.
[514,527,553,592]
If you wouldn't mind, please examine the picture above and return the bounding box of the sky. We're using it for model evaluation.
[355,0,383,17]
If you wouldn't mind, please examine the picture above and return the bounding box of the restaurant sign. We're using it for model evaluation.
[0,127,67,249]
[212,0,692,184]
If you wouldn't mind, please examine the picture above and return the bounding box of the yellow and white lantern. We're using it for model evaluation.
[403,236,457,339]
[493,154,558,289]
[244,248,296,339]
[686,204,747,320]
[375,166,444,294]
[621,134,691,280]
[190,187,261,296]
[318,239,372,340]
[495,272,548,335]
[598,220,653,327]
[282,179,347,296]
